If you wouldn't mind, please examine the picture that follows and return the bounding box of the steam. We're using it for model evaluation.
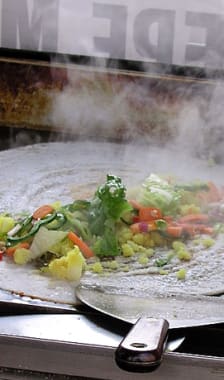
[5,56,224,180]
[46,60,224,166]
[48,63,177,144]
[170,103,204,155]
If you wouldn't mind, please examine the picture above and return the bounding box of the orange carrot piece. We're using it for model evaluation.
[166,225,183,238]
[32,205,54,220]
[176,223,213,236]
[67,231,94,259]
[6,242,30,257]
[138,207,162,222]
[180,223,197,236]
[198,226,214,235]
[178,214,209,224]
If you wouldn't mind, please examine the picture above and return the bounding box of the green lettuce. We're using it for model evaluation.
[137,174,181,215]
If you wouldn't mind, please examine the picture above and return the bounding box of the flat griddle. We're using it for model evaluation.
[0,141,223,372]
[0,141,223,302]
[1,140,224,214]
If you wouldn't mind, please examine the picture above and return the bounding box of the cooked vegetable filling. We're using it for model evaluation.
[1,173,224,283]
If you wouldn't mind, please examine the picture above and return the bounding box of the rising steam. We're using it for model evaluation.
[47,60,224,165]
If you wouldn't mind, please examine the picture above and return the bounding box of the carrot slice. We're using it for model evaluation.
[178,214,209,224]
[32,205,54,220]
[166,225,183,237]
[175,223,213,236]
[198,226,214,235]
[6,242,30,257]
[139,207,162,222]
[67,231,94,259]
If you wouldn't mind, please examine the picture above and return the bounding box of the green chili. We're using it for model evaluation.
[6,212,57,246]
[46,213,66,230]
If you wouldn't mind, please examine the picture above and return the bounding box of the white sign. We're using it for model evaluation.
[1,0,224,69]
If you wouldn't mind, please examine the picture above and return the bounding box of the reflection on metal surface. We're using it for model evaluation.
[76,285,224,329]
[0,314,122,347]
[0,314,223,380]
[0,288,79,315]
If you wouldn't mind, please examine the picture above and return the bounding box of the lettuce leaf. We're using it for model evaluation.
[30,227,67,260]
[137,174,181,215]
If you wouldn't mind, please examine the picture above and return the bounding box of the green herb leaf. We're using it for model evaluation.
[89,175,132,256]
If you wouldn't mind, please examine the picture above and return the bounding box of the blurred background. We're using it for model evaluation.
[1,0,224,162]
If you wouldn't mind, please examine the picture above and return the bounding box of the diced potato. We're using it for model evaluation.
[143,234,154,248]
[202,238,215,248]
[177,249,192,261]
[117,227,133,244]
[192,239,201,246]
[127,240,146,253]
[150,232,166,246]
[172,241,186,252]
[0,216,15,234]
[145,248,154,257]
[138,255,149,265]
[176,268,186,280]
[121,243,134,257]
[132,233,145,245]
[14,248,31,265]
[107,260,119,270]
[48,246,86,281]
[91,262,103,274]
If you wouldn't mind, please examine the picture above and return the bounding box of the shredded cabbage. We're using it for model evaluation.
[137,174,181,215]
[30,227,67,260]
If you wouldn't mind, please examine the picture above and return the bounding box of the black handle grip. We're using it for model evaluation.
[115,317,169,372]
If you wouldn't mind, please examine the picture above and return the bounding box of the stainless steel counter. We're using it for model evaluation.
[0,314,223,380]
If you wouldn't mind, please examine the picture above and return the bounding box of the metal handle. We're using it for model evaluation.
[115,317,169,372]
